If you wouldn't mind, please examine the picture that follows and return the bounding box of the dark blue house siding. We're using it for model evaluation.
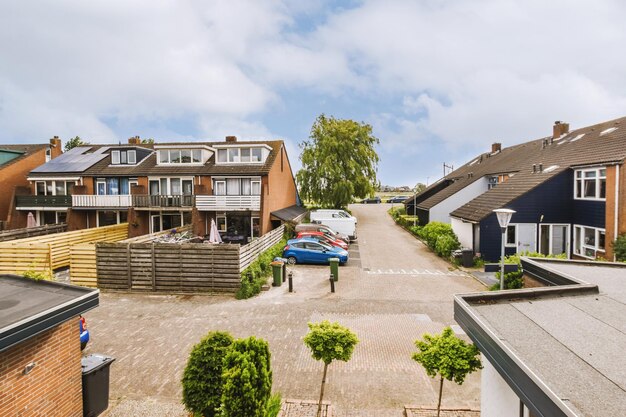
[572,200,605,229]
[479,170,577,261]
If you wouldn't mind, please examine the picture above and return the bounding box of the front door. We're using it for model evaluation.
[517,224,537,253]
[540,224,569,257]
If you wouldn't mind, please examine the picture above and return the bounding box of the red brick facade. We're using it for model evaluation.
[0,318,83,417]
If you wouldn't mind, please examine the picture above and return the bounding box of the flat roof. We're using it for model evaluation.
[454,258,626,417]
[0,275,99,352]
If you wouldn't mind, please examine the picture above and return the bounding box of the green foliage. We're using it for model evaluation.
[265,393,282,417]
[434,234,460,258]
[614,234,626,262]
[221,337,272,417]
[388,206,418,229]
[412,327,482,384]
[416,222,460,257]
[303,320,359,365]
[182,331,234,417]
[489,251,567,291]
[414,183,426,193]
[21,268,53,281]
[141,138,155,144]
[64,136,87,152]
[297,114,380,208]
[237,237,287,299]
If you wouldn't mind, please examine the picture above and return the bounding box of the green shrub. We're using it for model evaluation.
[182,331,234,417]
[237,237,288,299]
[221,337,272,417]
[434,234,461,258]
[489,251,567,291]
[417,222,459,251]
[265,393,282,417]
[614,234,626,262]
[21,268,53,281]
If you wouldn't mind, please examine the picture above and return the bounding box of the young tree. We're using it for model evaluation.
[297,115,379,208]
[64,136,87,152]
[303,320,359,417]
[412,327,482,417]
[181,331,234,417]
[141,138,155,144]
[221,336,272,417]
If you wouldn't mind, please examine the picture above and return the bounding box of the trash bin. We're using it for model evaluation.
[274,257,288,282]
[271,261,283,287]
[461,249,474,268]
[329,258,339,281]
[81,354,115,417]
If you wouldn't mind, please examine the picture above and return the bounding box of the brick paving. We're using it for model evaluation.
[90,204,484,416]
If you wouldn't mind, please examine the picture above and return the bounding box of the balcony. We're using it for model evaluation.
[195,195,261,211]
[16,195,72,208]
[133,194,195,209]
[72,195,132,208]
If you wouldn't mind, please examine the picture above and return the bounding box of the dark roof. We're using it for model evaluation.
[30,145,110,175]
[0,274,99,352]
[455,258,626,417]
[451,116,626,222]
[0,144,49,170]
[271,205,308,222]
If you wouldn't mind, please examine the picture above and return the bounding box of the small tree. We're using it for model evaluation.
[64,136,87,152]
[303,320,359,417]
[412,327,482,417]
[613,233,626,262]
[221,336,272,417]
[181,331,233,417]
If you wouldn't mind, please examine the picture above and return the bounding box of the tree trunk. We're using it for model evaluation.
[436,377,444,417]
[316,363,329,417]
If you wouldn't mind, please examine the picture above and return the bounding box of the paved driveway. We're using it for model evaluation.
[91,203,484,417]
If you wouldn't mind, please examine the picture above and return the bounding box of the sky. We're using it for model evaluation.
[1,0,625,187]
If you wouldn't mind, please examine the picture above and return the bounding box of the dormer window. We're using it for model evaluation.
[575,167,606,200]
[216,147,266,163]
[111,150,136,165]
[158,149,202,164]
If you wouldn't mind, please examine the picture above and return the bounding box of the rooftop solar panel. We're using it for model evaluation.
[31,146,110,173]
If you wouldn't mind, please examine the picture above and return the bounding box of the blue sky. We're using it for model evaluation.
[1,1,625,186]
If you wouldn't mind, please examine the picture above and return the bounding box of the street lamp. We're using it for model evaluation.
[493,208,516,290]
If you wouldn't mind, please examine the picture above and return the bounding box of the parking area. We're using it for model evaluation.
[92,203,484,417]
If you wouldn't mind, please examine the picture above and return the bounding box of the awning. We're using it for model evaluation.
[270,205,308,223]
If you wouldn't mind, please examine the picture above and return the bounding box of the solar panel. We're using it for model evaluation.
[31,146,110,173]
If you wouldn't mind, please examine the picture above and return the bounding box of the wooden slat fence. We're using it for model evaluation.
[0,223,128,272]
[239,225,285,271]
[96,242,241,293]
[0,244,51,274]
[69,244,97,287]
[0,223,67,242]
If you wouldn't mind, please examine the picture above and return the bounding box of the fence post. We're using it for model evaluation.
[126,243,132,289]
[151,243,156,291]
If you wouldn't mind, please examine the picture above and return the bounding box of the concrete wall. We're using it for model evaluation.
[481,356,521,417]
[261,143,298,234]
[451,217,473,249]
[0,318,83,416]
[430,177,489,224]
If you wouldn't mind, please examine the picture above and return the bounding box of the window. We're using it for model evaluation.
[488,176,498,190]
[111,150,137,165]
[111,151,120,164]
[574,225,605,258]
[159,151,169,163]
[217,149,227,163]
[192,150,201,163]
[252,180,261,195]
[241,148,250,162]
[575,167,606,200]
[215,180,226,196]
[148,178,193,195]
[45,148,51,162]
[251,148,262,162]
[215,147,265,163]
[228,148,239,162]
[157,149,203,164]
[36,181,46,196]
[97,181,106,195]
[181,150,191,163]
[252,217,260,238]
[35,180,75,196]
[217,215,226,232]
[505,225,517,247]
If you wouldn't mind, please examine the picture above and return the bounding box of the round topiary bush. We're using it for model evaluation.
[182,331,234,417]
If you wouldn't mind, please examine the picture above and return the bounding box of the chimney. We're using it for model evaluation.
[225,136,237,143]
[539,163,543,172]
[532,164,536,173]
[553,121,569,139]
[128,136,141,145]
[491,142,501,153]
[49,136,62,148]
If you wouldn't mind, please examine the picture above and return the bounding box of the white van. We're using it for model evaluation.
[310,209,357,224]
[310,210,357,241]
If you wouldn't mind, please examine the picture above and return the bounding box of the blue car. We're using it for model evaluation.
[283,237,349,265]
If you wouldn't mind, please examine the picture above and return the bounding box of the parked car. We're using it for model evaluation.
[387,195,410,203]
[361,196,381,204]
[295,223,350,244]
[296,231,349,250]
[79,315,89,350]
[310,209,357,224]
[283,238,349,265]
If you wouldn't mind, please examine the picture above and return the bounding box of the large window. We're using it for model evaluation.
[575,168,606,200]
[213,178,261,196]
[35,180,75,196]
[215,147,265,163]
[573,225,605,259]
[148,178,193,195]
[95,178,135,195]
[157,149,202,164]
[97,210,128,227]
[111,150,137,165]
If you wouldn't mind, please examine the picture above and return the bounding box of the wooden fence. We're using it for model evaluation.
[0,223,128,273]
[0,223,67,242]
[96,243,241,293]
[0,244,51,274]
[239,225,285,271]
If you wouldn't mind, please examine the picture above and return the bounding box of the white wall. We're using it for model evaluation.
[451,217,473,249]
[430,178,489,224]
[481,356,521,417]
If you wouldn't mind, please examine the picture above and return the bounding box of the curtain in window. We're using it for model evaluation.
[120,178,130,195]
[226,178,240,195]
[107,178,119,195]
[241,178,251,195]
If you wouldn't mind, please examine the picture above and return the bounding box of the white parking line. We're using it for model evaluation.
[365,268,467,277]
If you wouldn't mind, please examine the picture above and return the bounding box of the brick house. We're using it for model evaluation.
[0,274,99,416]
[13,136,302,241]
[1,137,62,229]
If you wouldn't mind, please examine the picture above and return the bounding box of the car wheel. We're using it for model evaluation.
[287,256,297,265]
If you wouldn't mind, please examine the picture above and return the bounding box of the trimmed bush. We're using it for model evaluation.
[434,234,460,258]
[182,331,234,417]
[489,251,567,290]
[221,337,272,417]
[614,234,626,262]
[237,237,288,299]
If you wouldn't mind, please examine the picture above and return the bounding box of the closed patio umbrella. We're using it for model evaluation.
[208,218,223,244]
[27,212,38,228]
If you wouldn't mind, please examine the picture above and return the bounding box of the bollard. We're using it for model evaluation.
[282,263,287,282]
[288,271,293,293]
[329,274,335,293]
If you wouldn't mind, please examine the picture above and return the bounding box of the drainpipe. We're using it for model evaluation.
[615,164,620,261]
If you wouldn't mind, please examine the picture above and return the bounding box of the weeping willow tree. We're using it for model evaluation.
[297,115,380,209]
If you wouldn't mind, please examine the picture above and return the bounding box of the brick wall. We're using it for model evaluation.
[261,144,298,234]
[604,164,626,260]
[0,318,83,416]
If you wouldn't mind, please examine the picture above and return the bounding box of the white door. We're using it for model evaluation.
[517,224,537,253]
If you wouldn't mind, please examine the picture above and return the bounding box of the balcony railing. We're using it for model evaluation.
[195,195,261,211]
[133,194,195,208]
[16,195,72,208]
[72,194,133,208]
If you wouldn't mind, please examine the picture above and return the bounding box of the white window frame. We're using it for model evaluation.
[35,180,75,196]
[156,149,204,165]
[127,150,136,164]
[96,180,107,195]
[573,224,605,259]
[111,150,120,164]
[505,224,517,248]
[96,210,124,227]
[214,147,267,164]
[147,177,194,195]
[251,180,261,195]
[539,224,570,257]
[214,180,226,196]
[216,215,227,232]
[574,167,606,201]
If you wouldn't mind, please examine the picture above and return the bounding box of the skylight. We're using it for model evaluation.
[469,159,478,166]
[600,127,618,136]
[569,133,585,143]
[543,165,559,173]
